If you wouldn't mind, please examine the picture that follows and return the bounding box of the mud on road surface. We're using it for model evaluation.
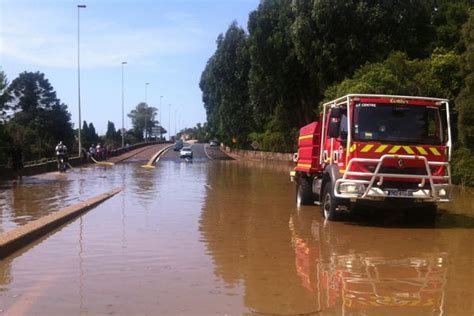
[0,158,473,315]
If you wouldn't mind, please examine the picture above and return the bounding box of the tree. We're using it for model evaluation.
[453,10,474,186]
[80,121,99,148]
[105,121,121,143]
[0,71,11,165]
[248,1,315,131]
[6,71,74,160]
[324,51,461,100]
[0,70,11,122]
[88,122,98,142]
[430,0,471,53]
[127,102,158,141]
[200,22,254,146]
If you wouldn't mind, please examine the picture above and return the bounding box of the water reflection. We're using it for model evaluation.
[0,257,11,292]
[0,176,72,231]
[0,165,128,232]
[200,161,474,315]
[290,211,448,315]
[200,161,319,314]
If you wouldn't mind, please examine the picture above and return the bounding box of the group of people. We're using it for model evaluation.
[55,141,112,172]
[88,143,109,161]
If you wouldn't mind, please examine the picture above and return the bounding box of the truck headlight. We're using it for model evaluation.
[339,183,366,194]
[437,188,447,197]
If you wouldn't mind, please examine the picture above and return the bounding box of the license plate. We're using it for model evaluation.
[387,190,412,197]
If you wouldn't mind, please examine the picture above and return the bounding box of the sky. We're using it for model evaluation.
[0,0,259,135]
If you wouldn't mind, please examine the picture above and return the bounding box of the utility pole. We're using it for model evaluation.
[168,104,171,141]
[159,96,163,141]
[144,82,149,142]
[174,109,177,138]
[121,61,127,148]
[77,4,86,156]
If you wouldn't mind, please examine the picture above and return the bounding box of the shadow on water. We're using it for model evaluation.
[343,207,474,229]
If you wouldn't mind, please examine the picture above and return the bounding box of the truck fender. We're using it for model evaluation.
[319,164,341,200]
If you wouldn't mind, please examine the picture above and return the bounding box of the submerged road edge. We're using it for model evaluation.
[0,187,122,259]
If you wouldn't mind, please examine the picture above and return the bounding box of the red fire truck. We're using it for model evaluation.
[290,94,452,220]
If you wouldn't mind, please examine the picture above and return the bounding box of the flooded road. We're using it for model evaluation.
[0,152,473,315]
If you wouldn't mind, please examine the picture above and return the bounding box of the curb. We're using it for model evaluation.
[147,144,174,165]
[223,150,242,160]
[0,187,122,259]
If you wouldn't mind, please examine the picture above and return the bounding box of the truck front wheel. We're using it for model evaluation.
[296,178,313,206]
[321,182,340,220]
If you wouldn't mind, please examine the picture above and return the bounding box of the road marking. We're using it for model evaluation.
[203,144,213,161]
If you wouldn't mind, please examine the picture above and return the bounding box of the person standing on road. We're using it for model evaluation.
[96,143,102,160]
[89,144,96,160]
[55,141,68,169]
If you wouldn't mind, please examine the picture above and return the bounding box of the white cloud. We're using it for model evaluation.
[0,4,207,68]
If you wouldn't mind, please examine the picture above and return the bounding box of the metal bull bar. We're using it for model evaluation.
[334,154,452,202]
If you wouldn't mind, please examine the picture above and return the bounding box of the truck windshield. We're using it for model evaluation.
[353,103,443,145]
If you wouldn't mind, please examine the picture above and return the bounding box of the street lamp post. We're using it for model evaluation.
[144,82,149,142]
[168,104,171,141]
[77,4,86,157]
[121,61,127,148]
[159,96,163,141]
[174,109,177,138]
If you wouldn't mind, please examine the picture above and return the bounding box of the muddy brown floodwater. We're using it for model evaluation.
[0,159,473,315]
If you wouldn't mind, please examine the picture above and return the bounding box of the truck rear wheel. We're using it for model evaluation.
[321,182,341,221]
[296,178,313,206]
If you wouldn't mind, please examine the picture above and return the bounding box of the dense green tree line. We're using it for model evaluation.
[200,0,473,185]
[453,10,474,185]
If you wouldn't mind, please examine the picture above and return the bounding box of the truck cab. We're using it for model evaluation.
[291,94,452,220]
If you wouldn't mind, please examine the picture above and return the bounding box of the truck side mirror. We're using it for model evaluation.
[328,108,341,138]
[329,107,341,118]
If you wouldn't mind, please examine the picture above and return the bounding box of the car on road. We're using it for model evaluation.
[209,140,219,147]
[180,147,193,158]
[174,140,184,151]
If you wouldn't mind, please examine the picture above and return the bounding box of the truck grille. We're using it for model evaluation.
[379,181,430,190]
[364,165,430,175]
[378,166,427,175]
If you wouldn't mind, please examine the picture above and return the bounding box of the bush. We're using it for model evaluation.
[452,147,474,186]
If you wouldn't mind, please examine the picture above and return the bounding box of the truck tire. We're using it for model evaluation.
[321,182,340,221]
[296,178,313,206]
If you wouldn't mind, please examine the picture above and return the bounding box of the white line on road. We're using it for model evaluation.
[203,144,213,161]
